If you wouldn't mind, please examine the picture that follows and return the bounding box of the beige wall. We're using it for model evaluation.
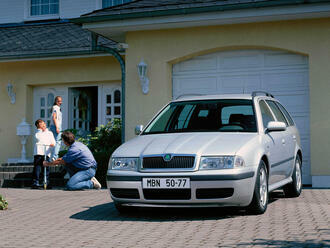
[0,56,121,163]
[125,18,330,175]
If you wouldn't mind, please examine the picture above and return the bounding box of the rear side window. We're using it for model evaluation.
[266,100,288,126]
[276,102,294,126]
[259,100,275,128]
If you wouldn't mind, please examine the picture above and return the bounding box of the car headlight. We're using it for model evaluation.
[110,157,139,171]
[199,156,245,170]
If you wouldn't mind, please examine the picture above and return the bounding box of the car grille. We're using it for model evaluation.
[142,156,195,169]
[110,188,140,199]
[143,189,191,200]
[196,188,234,199]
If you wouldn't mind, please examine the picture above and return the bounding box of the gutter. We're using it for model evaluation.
[0,50,110,61]
[72,0,330,24]
[0,19,70,28]
[91,34,126,143]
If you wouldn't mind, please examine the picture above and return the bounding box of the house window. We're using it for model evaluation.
[102,0,131,8]
[31,0,59,16]
[105,89,121,123]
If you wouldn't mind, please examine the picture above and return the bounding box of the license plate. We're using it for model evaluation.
[142,178,190,189]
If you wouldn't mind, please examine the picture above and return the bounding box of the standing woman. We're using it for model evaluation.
[50,96,63,160]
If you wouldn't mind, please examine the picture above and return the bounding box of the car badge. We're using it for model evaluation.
[163,154,172,162]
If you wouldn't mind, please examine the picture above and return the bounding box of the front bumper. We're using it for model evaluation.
[106,169,256,207]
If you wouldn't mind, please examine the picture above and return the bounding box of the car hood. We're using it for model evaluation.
[112,132,258,157]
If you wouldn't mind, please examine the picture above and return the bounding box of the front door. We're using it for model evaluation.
[266,100,295,180]
[259,100,286,185]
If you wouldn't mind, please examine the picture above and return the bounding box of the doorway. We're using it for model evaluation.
[69,86,98,135]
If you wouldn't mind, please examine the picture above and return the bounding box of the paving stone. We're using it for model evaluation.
[0,188,329,247]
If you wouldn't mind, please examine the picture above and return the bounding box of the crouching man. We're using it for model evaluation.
[43,131,101,190]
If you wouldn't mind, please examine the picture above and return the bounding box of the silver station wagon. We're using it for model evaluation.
[107,92,302,214]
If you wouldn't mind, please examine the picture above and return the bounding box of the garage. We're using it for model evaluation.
[172,49,310,184]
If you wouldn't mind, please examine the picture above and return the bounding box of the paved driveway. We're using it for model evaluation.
[0,188,329,248]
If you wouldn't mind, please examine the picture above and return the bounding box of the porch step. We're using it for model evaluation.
[0,163,67,188]
[0,164,63,173]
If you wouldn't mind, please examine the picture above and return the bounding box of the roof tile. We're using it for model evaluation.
[0,21,116,58]
[82,0,273,17]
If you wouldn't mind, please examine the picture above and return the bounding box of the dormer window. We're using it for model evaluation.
[102,0,132,8]
[31,0,59,16]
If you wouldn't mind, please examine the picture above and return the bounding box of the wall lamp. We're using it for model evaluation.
[7,83,16,104]
[137,59,149,94]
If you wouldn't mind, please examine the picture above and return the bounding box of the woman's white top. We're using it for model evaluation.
[34,129,56,156]
[51,105,62,129]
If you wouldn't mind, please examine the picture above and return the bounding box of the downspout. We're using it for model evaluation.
[91,33,125,143]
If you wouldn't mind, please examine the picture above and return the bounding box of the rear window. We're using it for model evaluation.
[276,102,295,126]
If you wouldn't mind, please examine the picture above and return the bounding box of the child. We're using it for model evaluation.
[32,119,55,189]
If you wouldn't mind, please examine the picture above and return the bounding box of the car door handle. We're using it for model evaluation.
[282,139,286,145]
[293,135,296,141]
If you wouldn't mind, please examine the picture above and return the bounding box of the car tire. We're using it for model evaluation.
[283,156,302,198]
[114,202,132,214]
[247,160,268,215]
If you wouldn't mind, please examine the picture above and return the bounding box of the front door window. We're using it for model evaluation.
[37,93,54,127]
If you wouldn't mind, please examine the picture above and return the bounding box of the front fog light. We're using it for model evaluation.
[199,156,245,170]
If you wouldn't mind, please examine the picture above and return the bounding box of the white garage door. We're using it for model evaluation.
[173,49,311,184]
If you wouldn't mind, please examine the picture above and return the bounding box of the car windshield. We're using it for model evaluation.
[143,99,257,134]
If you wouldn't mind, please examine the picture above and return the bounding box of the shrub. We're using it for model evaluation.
[60,119,122,186]
[0,195,8,210]
[86,119,121,186]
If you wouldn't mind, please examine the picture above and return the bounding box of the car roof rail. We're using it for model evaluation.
[175,93,203,100]
[251,91,274,99]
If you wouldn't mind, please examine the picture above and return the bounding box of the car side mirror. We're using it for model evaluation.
[135,125,144,135]
[266,121,286,133]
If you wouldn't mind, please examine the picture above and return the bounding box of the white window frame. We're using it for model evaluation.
[33,86,68,130]
[24,0,60,21]
[100,86,122,125]
[36,92,55,128]
[96,0,103,10]
[100,0,132,8]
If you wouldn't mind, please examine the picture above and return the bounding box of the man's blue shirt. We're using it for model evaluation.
[62,141,97,169]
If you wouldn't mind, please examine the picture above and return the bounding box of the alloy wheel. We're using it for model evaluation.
[295,160,302,192]
[259,167,268,207]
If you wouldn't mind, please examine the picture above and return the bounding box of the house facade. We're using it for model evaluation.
[1,0,330,188]
[75,0,330,188]
[0,1,130,164]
